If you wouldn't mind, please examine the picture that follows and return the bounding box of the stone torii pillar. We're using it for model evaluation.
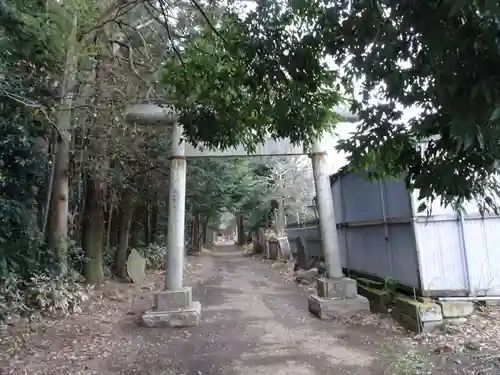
[125,104,201,327]
[308,137,369,320]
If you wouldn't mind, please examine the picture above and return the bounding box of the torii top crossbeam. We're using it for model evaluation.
[124,104,358,158]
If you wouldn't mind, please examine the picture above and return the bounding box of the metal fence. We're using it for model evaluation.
[286,170,500,296]
[411,195,500,296]
[287,170,421,289]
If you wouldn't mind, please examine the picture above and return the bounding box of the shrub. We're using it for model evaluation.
[0,273,27,322]
[1,270,90,323]
[25,271,89,316]
[137,244,167,270]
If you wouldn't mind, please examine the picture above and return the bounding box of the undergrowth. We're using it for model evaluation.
[1,241,167,324]
[0,270,90,323]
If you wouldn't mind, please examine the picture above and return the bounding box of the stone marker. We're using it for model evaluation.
[277,236,292,260]
[296,236,307,270]
[268,239,279,260]
[127,249,146,286]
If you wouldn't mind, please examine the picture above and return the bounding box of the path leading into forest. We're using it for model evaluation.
[3,244,432,375]
[104,244,403,375]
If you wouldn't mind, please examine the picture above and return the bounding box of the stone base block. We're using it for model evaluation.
[444,317,468,326]
[155,287,192,311]
[141,301,201,328]
[308,294,369,320]
[267,240,279,260]
[438,301,475,318]
[358,285,392,314]
[317,277,358,299]
[394,296,443,321]
[391,309,442,333]
[485,300,500,307]
[391,297,443,333]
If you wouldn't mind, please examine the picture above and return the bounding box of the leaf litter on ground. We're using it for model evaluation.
[0,256,213,375]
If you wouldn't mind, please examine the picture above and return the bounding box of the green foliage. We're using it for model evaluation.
[1,271,88,322]
[186,158,268,221]
[314,0,500,210]
[24,272,88,316]
[245,204,273,232]
[0,121,47,278]
[0,0,89,322]
[160,1,342,151]
[0,0,54,281]
[136,244,167,270]
[0,0,66,106]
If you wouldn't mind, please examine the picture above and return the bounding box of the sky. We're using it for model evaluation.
[320,101,422,175]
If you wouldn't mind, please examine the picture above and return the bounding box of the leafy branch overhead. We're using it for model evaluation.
[314,0,500,211]
[160,0,343,152]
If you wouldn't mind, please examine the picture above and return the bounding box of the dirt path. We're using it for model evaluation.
[153,244,400,375]
[3,245,432,375]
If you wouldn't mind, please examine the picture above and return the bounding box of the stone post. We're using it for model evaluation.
[124,104,201,327]
[308,139,369,320]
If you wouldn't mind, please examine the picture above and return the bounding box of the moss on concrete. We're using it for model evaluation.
[356,277,384,290]
[358,285,392,314]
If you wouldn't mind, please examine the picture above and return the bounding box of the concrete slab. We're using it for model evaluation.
[444,317,468,325]
[391,309,442,333]
[438,301,474,318]
[140,301,202,328]
[308,294,370,320]
[394,296,442,321]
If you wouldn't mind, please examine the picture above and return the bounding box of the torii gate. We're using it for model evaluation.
[125,104,365,327]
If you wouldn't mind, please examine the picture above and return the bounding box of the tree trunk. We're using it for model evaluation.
[83,177,106,284]
[109,207,121,248]
[237,213,245,245]
[202,219,207,245]
[143,203,151,245]
[192,213,202,251]
[151,196,158,243]
[47,13,78,274]
[115,187,135,279]
[130,219,139,248]
[105,202,114,250]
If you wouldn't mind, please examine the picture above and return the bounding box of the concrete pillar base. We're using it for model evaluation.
[309,277,369,320]
[140,286,201,328]
[316,277,358,299]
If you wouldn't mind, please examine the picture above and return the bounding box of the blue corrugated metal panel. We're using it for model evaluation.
[383,179,413,219]
[286,170,500,295]
[332,177,344,223]
[286,226,321,256]
[338,173,384,223]
[386,223,421,288]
